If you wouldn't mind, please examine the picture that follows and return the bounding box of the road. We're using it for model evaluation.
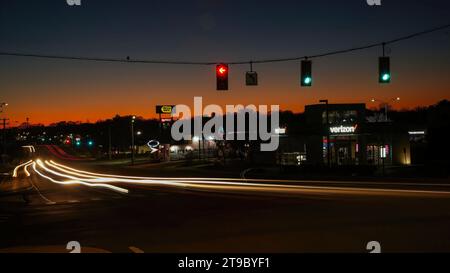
[1,146,450,252]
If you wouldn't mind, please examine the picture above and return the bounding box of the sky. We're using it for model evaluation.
[0,0,449,125]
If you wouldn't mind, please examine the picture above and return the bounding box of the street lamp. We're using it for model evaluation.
[319,99,331,168]
[131,115,136,165]
[370,97,400,122]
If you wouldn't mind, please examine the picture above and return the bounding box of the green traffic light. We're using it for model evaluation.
[304,76,312,85]
[88,141,94,146]
[379,57,391,84]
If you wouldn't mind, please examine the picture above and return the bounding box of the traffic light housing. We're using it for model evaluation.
[301,60,312,87]
[216,63,229,90]
[246,71,258,86]
[379,57,391,83]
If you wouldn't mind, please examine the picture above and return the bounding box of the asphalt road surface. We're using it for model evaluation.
[1,147,450,253]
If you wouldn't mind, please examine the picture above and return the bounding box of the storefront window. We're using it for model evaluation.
[323,136,359,166]
[322,110,358,124]
[367,144,391,165]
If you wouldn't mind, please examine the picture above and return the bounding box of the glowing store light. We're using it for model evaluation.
[274,128,286,135]
[380,147,387,159]
[408,131,425,135]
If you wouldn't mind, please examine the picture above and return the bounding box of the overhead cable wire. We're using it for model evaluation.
[0,23,449,66]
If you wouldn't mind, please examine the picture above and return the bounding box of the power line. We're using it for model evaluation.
[0,23,449,66]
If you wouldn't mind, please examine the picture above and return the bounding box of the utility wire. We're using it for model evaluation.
[0,23,449,66]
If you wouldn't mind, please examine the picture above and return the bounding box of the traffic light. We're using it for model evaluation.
[301,60,312,87]
[379,57,391,83]
[88,140,94,146]
[245,62,258,86]
[246,71,258,86]
[216,63,229,90]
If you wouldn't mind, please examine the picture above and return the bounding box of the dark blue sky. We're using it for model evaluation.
[2,0,449,59]
[1,0,449,124]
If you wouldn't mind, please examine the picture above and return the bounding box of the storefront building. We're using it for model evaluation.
[278,103,411,166]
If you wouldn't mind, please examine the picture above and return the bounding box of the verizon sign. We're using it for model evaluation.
[330,125,358,134]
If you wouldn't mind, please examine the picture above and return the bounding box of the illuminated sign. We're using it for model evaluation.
[274,128,286,135]
[156,105,175,114]
[408,131,425,135]
[147,140,160,154]
[329,125,358,134]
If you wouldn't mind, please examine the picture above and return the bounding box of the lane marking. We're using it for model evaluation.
[25,161,56,205]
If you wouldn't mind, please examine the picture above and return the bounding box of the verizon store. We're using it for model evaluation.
[278,103,411,166]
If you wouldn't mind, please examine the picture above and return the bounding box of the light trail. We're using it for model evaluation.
[43,160,450,197]
[12,160,33,178]
[49,160,239,181]
[47,160,450,190]
[46,160,347,190]
[42,160,189,187]
[13,157,450,198]
[22,145,35,153]
[23,161,33,177]
[33,161,129,194]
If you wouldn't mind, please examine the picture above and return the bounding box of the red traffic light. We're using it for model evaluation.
[217,64,228,76]
[216,63,229,90]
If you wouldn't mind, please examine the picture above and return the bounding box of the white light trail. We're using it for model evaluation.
[44,160,450,197]
[23,161,33,177]
[12,158,450,197]
[12,160,33,178]
[43,160,188,187]
[33,161,129,194]
[47,160,450,189]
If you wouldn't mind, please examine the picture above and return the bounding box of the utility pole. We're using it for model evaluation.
[108,124,112,160]
[1,118,10,157]
[0,103,9,160]
[131,116,136,165]
[1,118,9,130]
